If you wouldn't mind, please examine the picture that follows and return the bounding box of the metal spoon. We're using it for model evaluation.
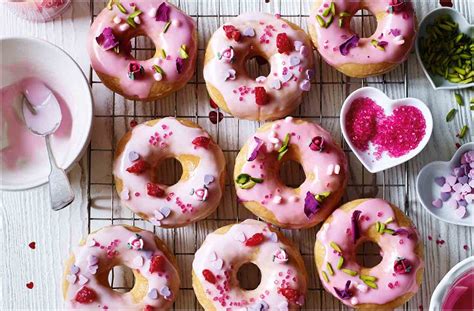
[21,80,74,211]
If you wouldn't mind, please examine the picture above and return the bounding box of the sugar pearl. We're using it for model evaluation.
[153,73,163,81]
[148,8,157,17]
[326,164,334,175]
[334,164,341,175]
[134,16,141,24]
[119,23,130,32]
[273,195,283,204]
[285,116,293,123]
[113,16,121,24]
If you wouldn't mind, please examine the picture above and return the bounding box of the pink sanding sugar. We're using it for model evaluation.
[346,97,426,158]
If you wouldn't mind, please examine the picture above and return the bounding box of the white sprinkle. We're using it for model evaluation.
[350,297,359,305]
[148,8,157,17]
[120,189,130,200]
[334,164,341,175]
[284,116,293,123]
[153,72,163,81]
[212,258,224,270]
[273,195,283,204]
[357,284,368,293]
[394,35,405,45]
[133,255,144,268]
[119,23,130,32]
[172,19,182,27]
[270,137,280,144]
[288,195,299,203]
[134,16,141,24]
[113,16,121,24]
[273,143,282,150]
[256,76,266,83]
[209,251,217,262]
[326,164,334,175]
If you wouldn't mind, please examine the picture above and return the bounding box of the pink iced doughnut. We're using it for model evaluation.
[315,199,424,309]
[62,225,180,310]
[204,13,315,121]
[88,0,197,101]
[113,117,226,228]
[308,0,416,78]
[234,117,348,229]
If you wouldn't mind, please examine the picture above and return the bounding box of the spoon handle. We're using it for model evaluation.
[45,135,75,211]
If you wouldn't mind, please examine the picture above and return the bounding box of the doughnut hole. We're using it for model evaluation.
[107,265,136,293]
[153,157,183,186]
[237,262,262,290]
[349,9,377,38]
[279,160,306,188]
[130,35,156,60]
[355,240,383,268]
[245,55,271,80]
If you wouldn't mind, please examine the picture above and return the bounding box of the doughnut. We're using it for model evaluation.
[204,13,315,121]
[88,0,197,101]
[234,117,348,229]
[314,199,424,309]
[62,225,179,309]
[308,0,416,78]
[192,219,308,310]
[113,117,226,228]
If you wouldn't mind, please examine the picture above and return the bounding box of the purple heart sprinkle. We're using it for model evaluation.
[204,174,215,185]
[432,199,442,208]
[70,265,80,275]
[148,288,159,300]
[440,192,451,201]
[160,206,171,218]
[242,27,256,37]
[160,286,171,297]
[434,176,445,186]
[306,69,315,80]
[289,56,301,66]
[300,80,311,91]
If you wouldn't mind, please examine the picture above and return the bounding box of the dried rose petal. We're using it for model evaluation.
[176,57,184,74]
[96,27,119,51]
[309,136,325,152]
[155,2,170,22]
[339,35,359,56]
[351,210,362,243]
[304,191,320,218]
[334,280,352,300]
[247,137,264,161]
[394,257,412,274]
[128,62,144,80]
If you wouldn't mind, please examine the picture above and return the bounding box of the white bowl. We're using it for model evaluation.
[0,37,93,190]
[340,87,433,173]
[416,142,474,227]
[415,7,474,91]
[429,256,474,311]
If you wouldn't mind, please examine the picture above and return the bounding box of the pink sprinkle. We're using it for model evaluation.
[463,244,469,250]
[134,192,140,197]
[428,235,432,240]
[399,239,404,244]
[388,282,394,289]
[377,211,383,217]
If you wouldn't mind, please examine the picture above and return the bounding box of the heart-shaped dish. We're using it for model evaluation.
[340,87,433,174]
[415,7,474,90]
[416,142,474,227]
[429,256,474,311]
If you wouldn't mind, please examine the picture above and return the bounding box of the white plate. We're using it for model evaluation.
[0,37,93,190]
[340,87,433,173]
[416,142,474,227]
[415,7,474,91]
[429,256,474,311]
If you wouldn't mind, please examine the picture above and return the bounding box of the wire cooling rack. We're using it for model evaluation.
[86,0,415,309]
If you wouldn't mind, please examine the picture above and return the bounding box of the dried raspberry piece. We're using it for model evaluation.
[254,87,268,106]
[147,183,165,197]
[276,33,292,54]
[202,269,217,284]
[130,120,138,128]
[143,306,154,311]
[126,160,147,174]
[75,286,97,304]
[278,287,300,302]
[245,233,264,246]
[222,25,241,42]
[149,255,166,273]
[192,136,211,149]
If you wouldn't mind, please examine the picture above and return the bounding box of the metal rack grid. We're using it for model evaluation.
[86,0,414,309]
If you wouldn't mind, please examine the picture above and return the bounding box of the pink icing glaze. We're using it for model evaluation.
[235,117,348,228]
[64,225,179,309]
[204,13,314,121]
[88,0,196,100]
[316,199,423,307]
[441,269,474,310]
[192,219,307,310]
[113,117,225,227]
[309,0,416,66]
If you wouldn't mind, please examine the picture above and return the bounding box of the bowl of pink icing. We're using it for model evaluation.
[0,37,93,190]
[430,256,474,311]
[341,87,433,173]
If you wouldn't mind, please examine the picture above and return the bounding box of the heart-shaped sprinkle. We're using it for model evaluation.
[455,206,466,218]
[465,194,474,203]
[234,231,246,242]
[209,111,224,124]
[133,255,144,268]
[120,189,130,201]
[440,183,451,193]
[300,45,309,56]
[212,258,224,270]
[446,176,457,186]
[271,80,282,90]
[458,176,469,184]
[160,286,171,297]
[461,184,471,193]
[281,71,293,83]
[294,41,303,51]
[225,69,237,81]
[458,200,467,207]
[300,80,311,91]
[88,264,98,275]
[128,151,140,162]
[204,174,215,186]
[26,282,34,289]
[209,251,217,262]
[447,200,458,209]
[289,56,301,66]
[160,206,171,218]
[78,275,89,285]
[66,274,77,284]
[440,192,451,201]
[243,27,256,37]
[154,210,165,220]
[452,183,463,193]
[432,199,442,208]
[87,239,97,247]
[28,242,36,249]
[306,69,315,80]
[268,232,278,243]
[88,255,99,266]
[70,265,80,275]
[148,288,159,300]
[434,176,446,186]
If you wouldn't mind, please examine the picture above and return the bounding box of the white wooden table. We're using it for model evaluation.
[1,0,472,309]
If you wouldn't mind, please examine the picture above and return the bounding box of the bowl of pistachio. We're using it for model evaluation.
[416,7,473,90]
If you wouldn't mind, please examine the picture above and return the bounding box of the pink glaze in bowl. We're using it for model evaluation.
[3,0,71,22]
[0,37,93,190]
